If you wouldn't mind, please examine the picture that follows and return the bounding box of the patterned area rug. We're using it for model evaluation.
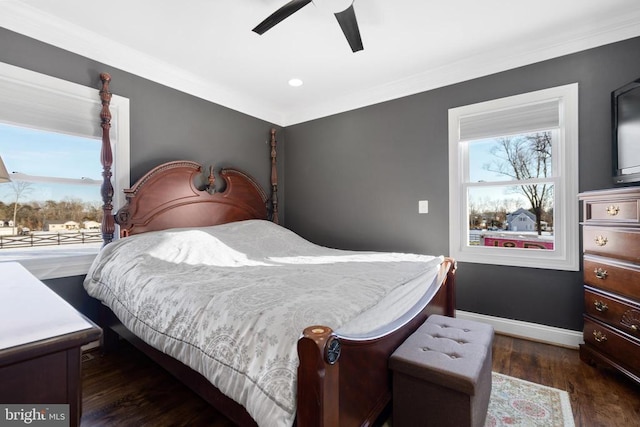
[383,372,574,427]
[486,372,575,427]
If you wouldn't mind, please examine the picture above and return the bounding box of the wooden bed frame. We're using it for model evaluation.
[97,73,456,427]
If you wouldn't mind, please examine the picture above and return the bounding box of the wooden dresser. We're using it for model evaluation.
[0,262,102,427]
[579,187,640,384]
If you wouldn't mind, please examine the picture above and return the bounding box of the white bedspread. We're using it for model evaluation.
[84,220,443,427]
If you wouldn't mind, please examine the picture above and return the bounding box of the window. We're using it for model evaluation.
[0,62,130,279]
[0,124,102,235]
[448,84,579,271]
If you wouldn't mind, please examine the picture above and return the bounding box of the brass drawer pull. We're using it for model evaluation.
[593,300,608,312]
[621,310,640,333]
[593,330,607,343]
[594,268,608,279]
[606,205,620,216]
[594,235,608,246]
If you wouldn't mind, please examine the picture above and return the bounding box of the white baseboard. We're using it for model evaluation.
[455,310,583,349]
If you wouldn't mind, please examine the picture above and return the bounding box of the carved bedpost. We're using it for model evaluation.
[445,257,457,317]
[270,128,279,224]
[297,326,340,427]
[99,73,115,246]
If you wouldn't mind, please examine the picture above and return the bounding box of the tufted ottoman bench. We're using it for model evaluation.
[389,314,494,427]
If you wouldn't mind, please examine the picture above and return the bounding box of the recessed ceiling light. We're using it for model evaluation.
[288,78,303,87]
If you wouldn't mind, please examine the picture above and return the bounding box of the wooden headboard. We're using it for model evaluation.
[114,161,270,237]
[98,73,278,243]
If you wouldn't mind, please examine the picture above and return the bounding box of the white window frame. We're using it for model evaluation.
[448,83,579,271]
[0,62,130,279]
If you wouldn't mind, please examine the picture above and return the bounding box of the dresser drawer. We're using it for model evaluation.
[583,226,640,263]
[583,317,640,373]
[584,255,640,300]
[584,198,639,223]
[584,287,640,339]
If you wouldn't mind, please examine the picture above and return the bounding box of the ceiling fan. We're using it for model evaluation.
[252,0,364,52]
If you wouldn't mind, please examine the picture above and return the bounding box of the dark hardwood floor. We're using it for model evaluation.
[492,334,640,427]
[81,334,640,427]
[81,341,234,427]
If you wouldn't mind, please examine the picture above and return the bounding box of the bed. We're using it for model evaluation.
[89,73,456,427]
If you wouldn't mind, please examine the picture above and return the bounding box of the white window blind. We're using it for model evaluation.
[0,68,102,140]
[459,99,560,141]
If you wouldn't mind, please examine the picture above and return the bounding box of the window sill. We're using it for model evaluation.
[452,248,579,271]
[0,244,100,280]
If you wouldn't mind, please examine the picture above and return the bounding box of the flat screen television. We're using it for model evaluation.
[612,77,640,185]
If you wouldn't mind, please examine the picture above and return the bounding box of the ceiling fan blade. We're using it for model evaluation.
[253,0,313,35]
[334,4,363,52]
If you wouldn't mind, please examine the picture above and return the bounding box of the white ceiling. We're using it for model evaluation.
[2,0,640,126]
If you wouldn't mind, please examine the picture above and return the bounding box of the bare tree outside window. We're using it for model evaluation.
[7,180,33,235]
[485,132,553,235]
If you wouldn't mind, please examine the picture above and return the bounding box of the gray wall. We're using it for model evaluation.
[43,275,101,323]
[284,36,640,331]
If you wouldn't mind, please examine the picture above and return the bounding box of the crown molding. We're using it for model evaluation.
[2,1,640,127]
